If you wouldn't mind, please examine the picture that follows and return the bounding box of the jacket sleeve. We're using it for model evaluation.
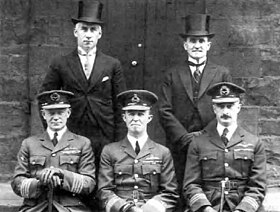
[142,149,179,212]
[235,139,266,212]
[61,139,96,195]
[11,139,45,199]
[98,145,128,212]
[158,71,189,144]
[183,139,212,212]
[111,59,127,142]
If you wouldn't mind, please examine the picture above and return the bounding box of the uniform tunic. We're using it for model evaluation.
[183,120,266,212]
[98,138,179,212]
[11,130,96,212]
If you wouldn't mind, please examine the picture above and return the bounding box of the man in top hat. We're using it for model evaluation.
[98,90,179,212]
[11,90,96,212]
[183,82,266,212]
[40,0,126,175]
[158,14,232,201]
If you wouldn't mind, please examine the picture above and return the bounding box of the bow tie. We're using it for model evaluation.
[188,61,205,67]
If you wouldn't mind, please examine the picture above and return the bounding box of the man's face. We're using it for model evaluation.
[42,108,71,131]
[213,101,241,127]
[184,36,211,60]
[74,22,102,52]
[122,110,153,136]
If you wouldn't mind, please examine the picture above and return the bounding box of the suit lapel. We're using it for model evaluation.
[52,130,72,153]
[198,62,218,98]
[122,138,137,158]
[66,50,88,89]
[39,132,53,151]
[88,51,106,92]
[137,138,154,159]
[227,126,245,148]
[206,120,225,149]
[179,63,194,101]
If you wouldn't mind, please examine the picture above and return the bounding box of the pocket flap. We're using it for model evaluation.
[114,164,133,175]
[199,152,217,161]
[60,155,80,165]
[142,164,161,175]
[234,150,254,161]
[30,155,46,166]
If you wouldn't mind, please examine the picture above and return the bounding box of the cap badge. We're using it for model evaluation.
[131,94,140,103]
[50,92,60,102]
[220,85,230,96]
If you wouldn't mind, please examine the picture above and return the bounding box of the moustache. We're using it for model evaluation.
[221,114,231,119]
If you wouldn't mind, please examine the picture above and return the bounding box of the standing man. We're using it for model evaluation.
[98,90,179,212]
[183,82,266,212]
[158,14,232,194]
[11,90,96,212]
[40,0,126,168]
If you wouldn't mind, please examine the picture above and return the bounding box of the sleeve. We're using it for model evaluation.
[235,139,267,212]
[111,59,127,142]
[183,139,212,212]
[98,145,129,212]
[40,57,63,92]
[61,139,96,195]
[11,139,45,199]
[142,149,179,212]
[158,71,189,144]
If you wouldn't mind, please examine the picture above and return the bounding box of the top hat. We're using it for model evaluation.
[71,1,104,25]
[37,90,74,109]
[207,82,245,103]
[117,90,158,111]
[179,14,215,38]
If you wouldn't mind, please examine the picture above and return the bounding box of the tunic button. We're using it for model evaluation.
[224,191,229,195]
[134,185,138,189]
[225,177,229,181]
[134,174,139,178]
[134,159,138,164]
[224,163,229,167]
[73,193,76,196]
[32,161,35,165]
[204,157,207,160]
[225,149,229,153]
[51,153,56,157]
[118,172,122,175]
[153,171,156,175]
[134,199,138,203]
[244,157,248,160]
[70,160,74,164]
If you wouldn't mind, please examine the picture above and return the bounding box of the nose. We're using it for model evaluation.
[193,41,201,48]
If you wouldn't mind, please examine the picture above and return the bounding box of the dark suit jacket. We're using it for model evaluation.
[183,120,266,212]
[98,137,179,212]
[11,130,96,212]
[158,60,232,187]
[41,49,127,155]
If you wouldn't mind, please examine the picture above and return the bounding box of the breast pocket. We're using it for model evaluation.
[59,155,80,172]
[114,164,133,186]
[29,155,46,176]
[199,152,218,178]
[233,150,254,177]
[142,164,161,192]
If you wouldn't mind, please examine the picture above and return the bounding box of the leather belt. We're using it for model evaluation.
[204,180,247,191]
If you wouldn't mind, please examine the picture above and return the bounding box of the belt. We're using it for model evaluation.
[204,180,247,191]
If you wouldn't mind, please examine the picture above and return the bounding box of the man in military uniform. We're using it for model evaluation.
[98,90,179,212]
[11,90,96,212]
[183,82,266,212]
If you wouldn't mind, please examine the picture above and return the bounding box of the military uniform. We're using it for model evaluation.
[183,83,266,212]
[98,89,179,212]
[11,90,96,212]
[98,137,179,212]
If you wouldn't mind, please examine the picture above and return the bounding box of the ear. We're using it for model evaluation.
[206,41,212,51]
[41,110,46,120]
[66,108,71,118]
[98,28,102,39]
[122,113,126,122]
[73,26,78,38]
[183,41,188,51]
[147,114,153,124]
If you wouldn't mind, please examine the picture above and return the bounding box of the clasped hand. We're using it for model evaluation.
[37,167,64,188]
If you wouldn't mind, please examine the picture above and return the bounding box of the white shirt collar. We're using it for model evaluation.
[217,122,237,141]
[188,56,207,75]
[127,133,148,151]
[77,46,97,56]
[47,127,67,142]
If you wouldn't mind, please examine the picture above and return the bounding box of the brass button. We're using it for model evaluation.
[134,159,139,164]
[224,163,229,167]
[51,153,56,157]
[134,174,139,178]
[134,185,138,189]
[225,149,229,153]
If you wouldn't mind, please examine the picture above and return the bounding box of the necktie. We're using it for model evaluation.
[188,61,205,83]
[221,128,229,146]
[52,132,58,146]
[135,141,140,155]
[78,50,93,79]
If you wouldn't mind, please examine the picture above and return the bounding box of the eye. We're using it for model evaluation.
[199,39,205,43]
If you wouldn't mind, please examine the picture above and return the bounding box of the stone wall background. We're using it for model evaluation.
[0,0,280,196]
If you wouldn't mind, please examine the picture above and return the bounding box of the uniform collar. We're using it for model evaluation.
[127,133,148,150]
[47,126,67,142]
[217,122,237,140]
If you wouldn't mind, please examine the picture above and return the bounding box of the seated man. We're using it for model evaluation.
[11,90,96,212]
[183,82,266,212]
[98,90,179,212]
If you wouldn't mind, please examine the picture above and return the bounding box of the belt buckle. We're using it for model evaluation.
[132,190,139,203]
[224,180,231,191]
